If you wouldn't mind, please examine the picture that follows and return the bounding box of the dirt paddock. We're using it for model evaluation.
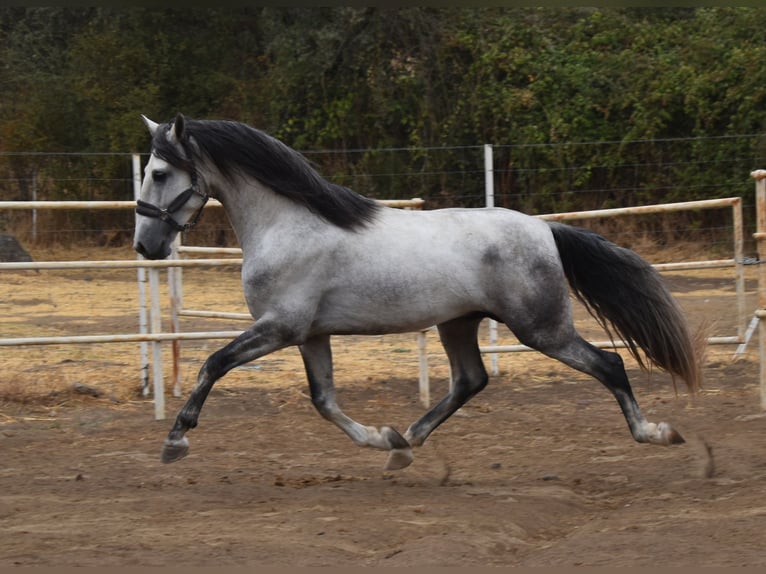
[2,246,766,566]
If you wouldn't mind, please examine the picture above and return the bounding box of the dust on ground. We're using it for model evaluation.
[1,245,766,566]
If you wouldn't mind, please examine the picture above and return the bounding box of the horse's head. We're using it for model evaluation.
[133,114,209,260]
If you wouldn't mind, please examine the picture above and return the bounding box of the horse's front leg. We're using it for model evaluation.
[162,319,294,463]
[299,335,411,464]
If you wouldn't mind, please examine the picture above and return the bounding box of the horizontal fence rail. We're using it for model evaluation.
[0,258,243,270]
[0,166,427,418]
[0,198,424,210]
[166,196,746,409]
[0,196,749,413]
[0,330,244,347]
[0,149,751,417]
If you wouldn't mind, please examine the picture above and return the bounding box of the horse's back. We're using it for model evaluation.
[369,206,559,272]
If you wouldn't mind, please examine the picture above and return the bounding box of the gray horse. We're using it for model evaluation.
[134,114,701,470]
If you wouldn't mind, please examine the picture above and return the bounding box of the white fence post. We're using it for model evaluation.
[484,144,499,376]
[417,329,429,407]
[148,267,165,420]
[752,170,766,410]
[31,171,38,242]
[132,154,150,397]
[168,236,183,397]
[134,151,165,420]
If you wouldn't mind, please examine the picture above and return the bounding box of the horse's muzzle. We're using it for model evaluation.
[134,240,169,260]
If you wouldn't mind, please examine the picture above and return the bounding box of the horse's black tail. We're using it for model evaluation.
[549,221,702,392]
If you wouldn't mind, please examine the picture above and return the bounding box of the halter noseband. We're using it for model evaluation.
[135,154,209,232]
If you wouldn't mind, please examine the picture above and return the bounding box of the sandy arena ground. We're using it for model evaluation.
[2,245,766,566]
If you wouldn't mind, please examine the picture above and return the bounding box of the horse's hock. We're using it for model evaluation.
[0,235,32,263]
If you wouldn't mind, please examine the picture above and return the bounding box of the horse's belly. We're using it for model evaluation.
[312,281,481,335]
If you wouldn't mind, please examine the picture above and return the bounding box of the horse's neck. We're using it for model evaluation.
[209,173,317,252]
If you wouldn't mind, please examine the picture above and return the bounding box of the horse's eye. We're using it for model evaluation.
[152,170,167,183]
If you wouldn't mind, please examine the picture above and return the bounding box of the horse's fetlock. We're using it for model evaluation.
[177,410,199,429]
[381,426,410,450]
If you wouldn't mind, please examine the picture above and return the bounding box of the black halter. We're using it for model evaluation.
[135,161,209,232]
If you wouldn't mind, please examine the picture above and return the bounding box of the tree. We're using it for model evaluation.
[0,6,764,214]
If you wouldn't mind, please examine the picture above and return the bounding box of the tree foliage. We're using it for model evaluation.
[1,7,765,214]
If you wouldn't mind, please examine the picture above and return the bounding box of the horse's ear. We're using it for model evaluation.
[142,115,159,136]
[168,113,186,144]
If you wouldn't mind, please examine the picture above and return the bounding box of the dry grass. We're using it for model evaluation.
[0,242,755,411]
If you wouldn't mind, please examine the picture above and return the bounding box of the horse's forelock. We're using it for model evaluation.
[151,121,195,174]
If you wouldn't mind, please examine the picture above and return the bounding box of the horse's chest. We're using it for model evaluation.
[240,258,327,316]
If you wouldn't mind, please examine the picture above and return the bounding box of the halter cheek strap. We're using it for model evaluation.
[135,173,209,232]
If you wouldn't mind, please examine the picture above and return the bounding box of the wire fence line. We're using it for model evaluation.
[0,133,762,252]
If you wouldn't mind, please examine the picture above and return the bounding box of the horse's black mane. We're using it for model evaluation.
[151,117,379,230]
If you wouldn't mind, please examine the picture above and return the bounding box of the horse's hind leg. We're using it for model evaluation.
[385,315,488,470]
[534,334,685,446]
[299,335,411,460]
[502,266,685,447]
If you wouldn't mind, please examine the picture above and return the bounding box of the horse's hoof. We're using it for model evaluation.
[161,437,189,463]
[658,422,685,445]
[384,447,414,470]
